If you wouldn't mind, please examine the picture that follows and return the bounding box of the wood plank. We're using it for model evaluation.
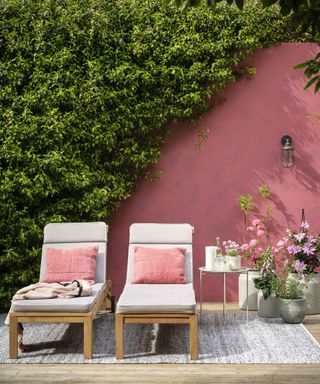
[12,316,87,323]
[8,315,18,359]
[83,318,92,359]
[115,313,124,359]
[189,313,199,360]
[1,364,320,384]
[122,313,193,318]
[124,317,191,324]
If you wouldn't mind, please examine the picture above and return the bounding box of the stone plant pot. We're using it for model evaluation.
[257,290,280,318]
[227,255,241,271]
[239,270,259,310]
[279,298,307,324]
[304,273,320,315]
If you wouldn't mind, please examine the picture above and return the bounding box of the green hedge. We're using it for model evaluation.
[0,0,299,307]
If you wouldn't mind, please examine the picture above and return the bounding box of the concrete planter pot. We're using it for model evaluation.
[239,270,259,310]
[279,298,307,324]
[304,273,320,315]
[257,290,280,318]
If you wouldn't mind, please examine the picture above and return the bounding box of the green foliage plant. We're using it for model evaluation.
[259,184,272,243]
[165,0,320,93]
[293,53,320,94]
[0,0,304,307]
[272,275,306,300]
[253,246,277,299]
[238,184,273,241]
[237,194,254,238]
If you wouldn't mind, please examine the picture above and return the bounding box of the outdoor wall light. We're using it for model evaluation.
[280,135,295,168]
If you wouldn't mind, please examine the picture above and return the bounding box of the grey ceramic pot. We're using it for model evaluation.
[279,298,307,324]
[257,291,280,318]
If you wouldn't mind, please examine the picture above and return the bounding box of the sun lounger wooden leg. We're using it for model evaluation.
[189,314,198,360]
[9,315,18,359]
[83,318,93,359]
[115,313,124,359]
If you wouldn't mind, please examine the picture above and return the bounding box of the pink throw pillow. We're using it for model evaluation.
[41,246,98,284]
[131,246,187,284]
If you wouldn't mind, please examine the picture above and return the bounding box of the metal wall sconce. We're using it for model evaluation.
[280,135,294,168]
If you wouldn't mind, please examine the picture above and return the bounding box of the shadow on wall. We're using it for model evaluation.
[107,43,320,302]
[238,43,320,233]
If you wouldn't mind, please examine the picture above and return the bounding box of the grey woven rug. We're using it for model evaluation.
[1,312,320,364]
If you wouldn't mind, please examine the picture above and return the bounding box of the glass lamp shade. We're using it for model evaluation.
[281,147,294,168]
[281,135,294,168]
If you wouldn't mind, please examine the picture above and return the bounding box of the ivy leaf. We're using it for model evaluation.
[162,0,172,7]
[304,76,320,90]
[292,61,309,70]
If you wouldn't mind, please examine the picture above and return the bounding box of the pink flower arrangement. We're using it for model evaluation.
[276,221,320,275]
[238,218,270,270]
[222,240,240,256]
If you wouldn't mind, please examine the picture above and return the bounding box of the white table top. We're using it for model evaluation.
[199,266,247,274]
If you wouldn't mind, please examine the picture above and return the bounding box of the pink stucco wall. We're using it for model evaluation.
[107,43,320,302]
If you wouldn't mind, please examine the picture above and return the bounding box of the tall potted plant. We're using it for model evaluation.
[277,219,320,314]
[238,219,268,310]
[272,274,307,324]
[253,246,279,318]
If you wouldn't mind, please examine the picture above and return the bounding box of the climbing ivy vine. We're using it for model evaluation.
[0,0,307,307]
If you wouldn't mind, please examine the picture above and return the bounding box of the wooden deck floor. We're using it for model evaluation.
[0,303,320,384]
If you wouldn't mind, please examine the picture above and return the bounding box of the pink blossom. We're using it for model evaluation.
[252,219,262,227]
[277,240,285,247]
[249,239,258,247]
[240,243,250,251]
[294,260,307,273]
[246,226,254,232]
[287,244,301,255]
[257,229,265,237]
[294,232,305,242]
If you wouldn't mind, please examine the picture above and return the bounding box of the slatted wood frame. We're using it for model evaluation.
[115,312,198,360]
[9,222,111,360]
[115,224,198,360]
[9,280,112,360]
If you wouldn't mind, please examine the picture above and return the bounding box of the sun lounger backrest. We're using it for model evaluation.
[126,223,193,283]
[39,222,108,283]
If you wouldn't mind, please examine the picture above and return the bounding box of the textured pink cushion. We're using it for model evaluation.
[131,246,187,284]
[41,246,98,284]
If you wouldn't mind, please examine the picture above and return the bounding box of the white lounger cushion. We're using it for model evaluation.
[129,223,192,245]
[11,283,104,313]
[116,283,196,313]
[40,222,108,284]
[126,223,194,284]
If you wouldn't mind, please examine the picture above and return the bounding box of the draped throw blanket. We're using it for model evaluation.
[12,280,92,300]
[5,280,92,328]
